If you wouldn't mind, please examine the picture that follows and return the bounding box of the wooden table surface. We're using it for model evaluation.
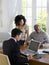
[29,44,49,65]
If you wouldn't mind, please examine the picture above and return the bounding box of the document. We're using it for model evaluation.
[38,49,49,54]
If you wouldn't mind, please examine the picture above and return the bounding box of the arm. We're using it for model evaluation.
[12,42,28,64]
[25,29,29,40]
[43,32,49,43]
[25,24,29,40]
[28,32,34,41]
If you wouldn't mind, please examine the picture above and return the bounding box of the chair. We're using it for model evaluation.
[0,32,10,50]
[0,54,11,65]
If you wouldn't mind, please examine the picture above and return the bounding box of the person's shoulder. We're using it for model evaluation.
[24,24,29,30]
[9,38,16,43]
[40,31,48,35]
[3,40,8,44]
[44,32,49,36]
[40,31,45,33]
[3,40,9,46]
[3,38,14,44]
[25,24,29,27]
[30,31,35,35]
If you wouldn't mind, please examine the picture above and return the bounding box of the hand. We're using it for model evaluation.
[27,54,33,60]
[39,44,43,49]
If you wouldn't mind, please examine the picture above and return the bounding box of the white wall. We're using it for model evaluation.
[0,0,9,32]
[0,0,17,32]
[8,0,17,32]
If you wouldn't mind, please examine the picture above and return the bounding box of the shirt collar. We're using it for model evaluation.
[11,37,17,42]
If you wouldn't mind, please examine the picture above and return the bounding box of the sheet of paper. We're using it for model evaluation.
[38,49,49,54]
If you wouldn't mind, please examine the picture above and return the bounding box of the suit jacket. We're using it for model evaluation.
[3,38,28,65]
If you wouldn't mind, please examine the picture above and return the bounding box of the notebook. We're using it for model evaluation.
[22,40,41,56]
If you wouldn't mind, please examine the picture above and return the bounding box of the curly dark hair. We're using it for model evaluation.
[14,15,26,26]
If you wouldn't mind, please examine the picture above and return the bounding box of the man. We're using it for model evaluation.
[28,24,49,44]
[3,28,33,65]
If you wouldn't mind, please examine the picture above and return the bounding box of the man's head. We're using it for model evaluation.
[34,24,41,33]
[11,28,22,41]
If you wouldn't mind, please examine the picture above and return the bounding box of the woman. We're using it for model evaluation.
[14,15,29,40]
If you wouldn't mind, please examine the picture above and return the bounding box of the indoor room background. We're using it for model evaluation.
[0,0,49,34]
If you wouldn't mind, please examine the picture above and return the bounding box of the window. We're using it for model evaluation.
[36,0,47,32]
[13,0,47,33]
[22,0,32,34]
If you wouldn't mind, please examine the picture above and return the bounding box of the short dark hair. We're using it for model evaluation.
[34,24,40,29]
[11,28,22,37]
[15,15,26,26]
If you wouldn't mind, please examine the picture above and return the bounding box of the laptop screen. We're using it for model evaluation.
[29,41,40,52]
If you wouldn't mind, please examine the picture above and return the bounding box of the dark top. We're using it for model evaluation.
[3,38,28,65]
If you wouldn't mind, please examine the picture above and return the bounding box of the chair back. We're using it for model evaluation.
[0,54,10,65]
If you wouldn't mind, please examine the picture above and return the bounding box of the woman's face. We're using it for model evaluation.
[19,19,24,26]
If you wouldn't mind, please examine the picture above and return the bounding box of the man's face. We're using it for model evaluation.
[15,34,22,41]
[34,26,41,33]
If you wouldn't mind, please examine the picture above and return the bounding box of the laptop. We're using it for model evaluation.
[29,41,40,52]
[22,40,41,58]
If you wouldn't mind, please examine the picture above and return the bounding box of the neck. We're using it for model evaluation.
[11,37,17,42]
[18,25,24,29]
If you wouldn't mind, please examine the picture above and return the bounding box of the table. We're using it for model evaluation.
[20,43,49,65]
[29,54,49,65]
[29,44,49,65]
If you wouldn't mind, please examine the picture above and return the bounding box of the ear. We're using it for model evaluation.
[15,35,19,40]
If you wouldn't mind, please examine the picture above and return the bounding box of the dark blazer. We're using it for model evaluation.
[3,38,28,65]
